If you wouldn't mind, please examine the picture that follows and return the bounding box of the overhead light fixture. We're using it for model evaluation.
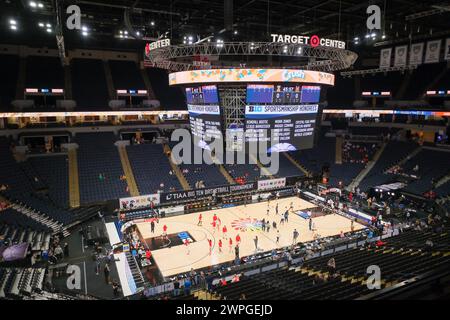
[136,31,140,36]
[46,28,52,33]
[365,34,370,39]
[81,26,88,32]
[82,31,88,37]
[38,22,44,27]
[29,1,37,7]
[38,3,44,8]
[354,37,359,41]
[9,19,17,25]
[124,31,128,35]
[371,32,376,37]
[234,30,238,35]
[150,21,155,26]
[10,25,17,30]
[46,23,51,28]
[381,34,386,39]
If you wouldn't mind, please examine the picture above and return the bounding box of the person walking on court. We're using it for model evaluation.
[309,217,313,231]
[218,239,223,253]
[198,213,203,226]
[236,234,241,245]
[276,230,280,244]
[208,238,213,255]
[266,221,270,233]
[272,221,277,229]
[261,219,266,231]
[150,220,155,233]
[104,263,110,284]
[253,235,258,251]
[275,203,279,215]
[222,225,228,239]
[229,238,233,253]
[292,229,299,244]
[284,210,289,223]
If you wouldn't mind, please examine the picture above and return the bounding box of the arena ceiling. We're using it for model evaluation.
[1,0,449,55]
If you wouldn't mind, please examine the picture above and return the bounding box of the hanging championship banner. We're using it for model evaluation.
[424,40,441,64]
[379,48,392,68]
[444,38,450,61]
[409,43,424,65]
[394,45,408,67]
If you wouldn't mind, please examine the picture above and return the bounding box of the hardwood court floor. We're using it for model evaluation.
[136,196,365,278]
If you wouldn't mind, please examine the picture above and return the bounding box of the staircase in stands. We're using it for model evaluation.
[163,144,191,190]
[117,145,140,197]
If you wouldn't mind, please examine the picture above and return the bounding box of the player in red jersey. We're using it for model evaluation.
[184,239,190,255]
[236,234,241,244]
[228,238,233,253]
[218,239,223,253]
[207,238,213,255]
[222,225,228,239]
[198,213,203,226]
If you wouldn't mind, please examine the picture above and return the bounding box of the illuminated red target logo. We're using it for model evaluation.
[310,35,320,48]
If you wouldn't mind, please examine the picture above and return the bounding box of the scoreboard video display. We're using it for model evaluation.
[186,85,219,104]
[186,85,222,150]
[245,84,320,152]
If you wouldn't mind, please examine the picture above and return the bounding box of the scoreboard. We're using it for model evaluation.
[186,85,222,150]
[245,84,320,152]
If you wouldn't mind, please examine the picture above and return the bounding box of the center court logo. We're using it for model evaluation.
[231,218,263,232]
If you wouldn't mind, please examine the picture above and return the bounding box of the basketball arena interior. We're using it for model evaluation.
[0,0,450,303]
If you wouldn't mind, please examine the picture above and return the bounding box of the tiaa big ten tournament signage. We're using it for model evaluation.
[119,194,160,210]
[379,48,392,69]
[409,43,424,65]
[257,178,287,191]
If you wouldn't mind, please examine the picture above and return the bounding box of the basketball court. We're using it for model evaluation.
[135,196,365,278]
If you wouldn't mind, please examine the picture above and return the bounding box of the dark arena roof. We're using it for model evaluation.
[0,0,450,308]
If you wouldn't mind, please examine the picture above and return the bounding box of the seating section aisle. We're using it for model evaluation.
[402,149,450,195]
[359,141,419,192]
[177,145,229,188]
[76,133,128,204]
[126,143,182,194]
[27,156,69,208]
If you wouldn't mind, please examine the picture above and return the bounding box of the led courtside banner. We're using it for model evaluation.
[169,69,335,86]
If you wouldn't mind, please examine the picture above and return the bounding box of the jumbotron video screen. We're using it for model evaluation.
[245,84,321,152]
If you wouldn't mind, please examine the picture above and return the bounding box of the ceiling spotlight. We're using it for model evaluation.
[124,31,128,35]
[46,28,52,33]
[365,34,370,39]
[354,37,359,41]
[371,32,376,37]
[10,25,17,30]
[150,21,155,26]
[119,34,124,38]
[29,1,37,7]
[38,2,43,8]
[46,23,51,28]
[9,19,17,25]
[381,34,386,39]
[82,31,88,36]
[188,36,193,41]
[234,30,238,35]
[81,26,88,32]
[38,22,44,27]
[136,31,140,36]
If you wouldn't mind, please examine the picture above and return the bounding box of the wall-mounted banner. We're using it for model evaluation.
[445,38,450,61]
[379,48,392,68]
[119,194,160,210]
[257,178,286,191]
[424,40,442,64]
[394,45,408,67]
[270,33,346,49]
[160,183,256,204]
[409,43,424,65]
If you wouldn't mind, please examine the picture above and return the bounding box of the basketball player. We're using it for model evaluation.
[236,234,241,245]
[276,230,280,244]
[184,239,190,255]
[253,236,258,251]
[211,220,216,234]
[208,238,213,255]
[228,238,233,253]
[162,224,168,238]
[266,208,270,216]
[275,203,279,215]
[218,239,223,253]
[150,220,155,233]
[292,229,299,244]
[198,213,203,226]
[217,217,222,231]
[351,219,355,232]
[222,225,228,239]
